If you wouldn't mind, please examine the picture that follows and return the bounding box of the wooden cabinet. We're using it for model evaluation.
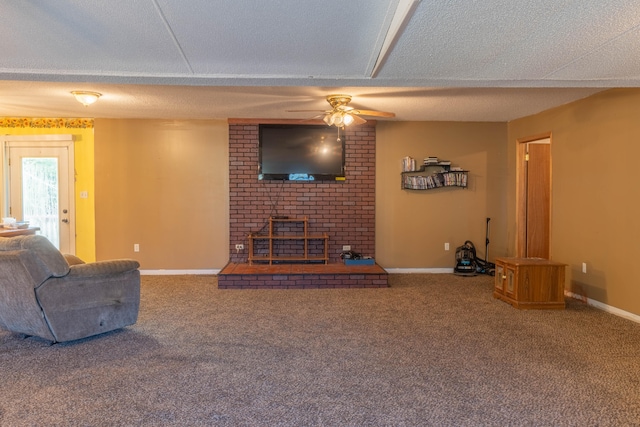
[494,257,566,309]
[248,217,328,265]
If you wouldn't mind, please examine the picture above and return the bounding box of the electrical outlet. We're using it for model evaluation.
[342,245,351,251]
[444,242,450,251]
[582,262,587,274]
[235,244,244,251]
[134,244,140,252]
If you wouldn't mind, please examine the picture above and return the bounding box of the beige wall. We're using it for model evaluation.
[94,119,229,270]
[376,121,509,268]
[508,88,640,315]
[90,94,640,317]
[93,118,508,271]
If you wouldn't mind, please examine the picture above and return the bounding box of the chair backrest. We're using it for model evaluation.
[0,235,70,340]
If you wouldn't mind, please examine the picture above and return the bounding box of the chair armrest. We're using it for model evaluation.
[67,259,140,278]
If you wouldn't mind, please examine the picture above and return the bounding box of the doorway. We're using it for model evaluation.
[516,135,551,258]
[3,136,75,253]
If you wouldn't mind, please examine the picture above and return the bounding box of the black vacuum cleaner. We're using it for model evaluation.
[454,218,496,276]
[453,240,478,276]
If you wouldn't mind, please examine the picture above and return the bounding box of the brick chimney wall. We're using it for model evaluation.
[228,122,376,264]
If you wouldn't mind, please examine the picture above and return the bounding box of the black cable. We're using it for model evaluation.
[254,179,286,235]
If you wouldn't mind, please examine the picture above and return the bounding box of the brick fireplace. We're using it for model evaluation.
[220,120,386,289]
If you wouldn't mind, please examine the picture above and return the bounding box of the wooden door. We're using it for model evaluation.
[525,142,550,258]
[517,136,551,258]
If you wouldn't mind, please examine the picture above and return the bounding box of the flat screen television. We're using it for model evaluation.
[258,124,345,181]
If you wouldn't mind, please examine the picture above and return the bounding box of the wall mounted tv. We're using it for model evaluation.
[258,124,345,181]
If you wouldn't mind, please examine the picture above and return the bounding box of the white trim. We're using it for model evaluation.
[2,136,77,213]
[3,135,75,143]
[140,269,220,276]
[384,268,454,274]
[565,291,640,324]
[2,135,75,254]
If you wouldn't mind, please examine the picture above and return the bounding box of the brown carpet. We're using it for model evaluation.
[1,274,639,426]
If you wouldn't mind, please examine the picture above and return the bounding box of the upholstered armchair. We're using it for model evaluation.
[0,235,140,343]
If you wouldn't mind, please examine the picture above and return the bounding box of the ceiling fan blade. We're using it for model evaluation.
[293,113,326,124]
[286,109,327,113]
[353,109,395,118]
[351,114,367,125]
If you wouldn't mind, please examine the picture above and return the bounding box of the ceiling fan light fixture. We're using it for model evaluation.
[331,112,344,127]
[323,110,355,128]
[71,91,101,106]
[343,113,354,126]
[294,94,394,127]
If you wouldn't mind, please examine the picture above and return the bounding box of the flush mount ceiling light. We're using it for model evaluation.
[71,91,101,106]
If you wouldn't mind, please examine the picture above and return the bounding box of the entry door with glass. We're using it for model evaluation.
[7,143,75,253]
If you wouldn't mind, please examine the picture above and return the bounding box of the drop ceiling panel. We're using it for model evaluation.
[0,1,194,76]
[376,0,640,85]
[545,25,640,81]
[156,0,397,77]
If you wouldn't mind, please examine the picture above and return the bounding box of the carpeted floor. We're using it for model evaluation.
[1,274,639,426]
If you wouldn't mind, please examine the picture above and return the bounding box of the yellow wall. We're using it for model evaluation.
[94,119,229,270]
[0,121,96,261]
[376,121,509,268]
[508,88,640,315]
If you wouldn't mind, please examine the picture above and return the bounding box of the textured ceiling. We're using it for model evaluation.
[1,0,639,121]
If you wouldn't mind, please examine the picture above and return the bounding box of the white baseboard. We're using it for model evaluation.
[565,291,640,325]
[140,269,220,276]
[384,268,454,274]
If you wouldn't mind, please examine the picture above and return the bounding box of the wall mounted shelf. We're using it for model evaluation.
[401,159,468,190]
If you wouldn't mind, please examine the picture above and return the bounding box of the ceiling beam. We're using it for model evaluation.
[369,0,421,78]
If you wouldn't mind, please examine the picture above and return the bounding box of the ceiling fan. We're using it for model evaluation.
[287,94,395,127]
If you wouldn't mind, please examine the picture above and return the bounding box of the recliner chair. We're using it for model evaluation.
[0,235,140,343]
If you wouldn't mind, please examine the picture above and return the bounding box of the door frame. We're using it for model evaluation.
[516,132,552,258]
[1,135,75,252]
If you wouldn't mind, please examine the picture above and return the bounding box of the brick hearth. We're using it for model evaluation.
[218,262,388,289]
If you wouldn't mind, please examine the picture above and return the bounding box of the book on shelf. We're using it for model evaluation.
[403,171,468,189]
[402,156,417,172]
[423,156,439,165]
